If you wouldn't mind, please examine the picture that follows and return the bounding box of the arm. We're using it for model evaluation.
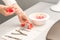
[12,3,28,23]
[2,0,28,23]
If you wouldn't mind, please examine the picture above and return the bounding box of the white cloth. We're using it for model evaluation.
[2,0,17,5]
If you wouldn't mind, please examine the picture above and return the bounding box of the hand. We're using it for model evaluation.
[10,4,33,29]
[10,4,32,25]
[0,5,15,16]
[18,13,28,24]
[19,14,33,29]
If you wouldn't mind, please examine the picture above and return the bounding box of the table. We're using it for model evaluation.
[0,2,60,40]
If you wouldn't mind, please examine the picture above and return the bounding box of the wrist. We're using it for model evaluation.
[12,4,24,15]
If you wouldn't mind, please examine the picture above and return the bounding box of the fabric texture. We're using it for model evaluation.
[2,0,17,5]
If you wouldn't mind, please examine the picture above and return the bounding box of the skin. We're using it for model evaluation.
[0,0,29,24]
[0,5,15,16]
[11,3,29,24]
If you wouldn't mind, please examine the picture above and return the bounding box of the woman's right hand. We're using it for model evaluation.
[0,5,15,16]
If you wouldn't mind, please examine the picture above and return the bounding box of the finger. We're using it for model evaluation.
[2,10,10,16]
[3,8,13,16]
[0,5,14,16]
[0,7,8,16]
[18,15,25,24]
[5,6,15,12]
[4,7,15,16]
[22,14,28,21]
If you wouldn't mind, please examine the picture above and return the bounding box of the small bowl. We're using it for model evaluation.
[29,12,50,26]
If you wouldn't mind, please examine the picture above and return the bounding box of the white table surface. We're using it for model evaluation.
[0,2,60,40]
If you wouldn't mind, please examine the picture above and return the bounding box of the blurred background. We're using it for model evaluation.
[0,0,60,40]
[0,0,58,24]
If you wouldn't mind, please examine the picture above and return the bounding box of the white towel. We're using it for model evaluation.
[2,0,17,5]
